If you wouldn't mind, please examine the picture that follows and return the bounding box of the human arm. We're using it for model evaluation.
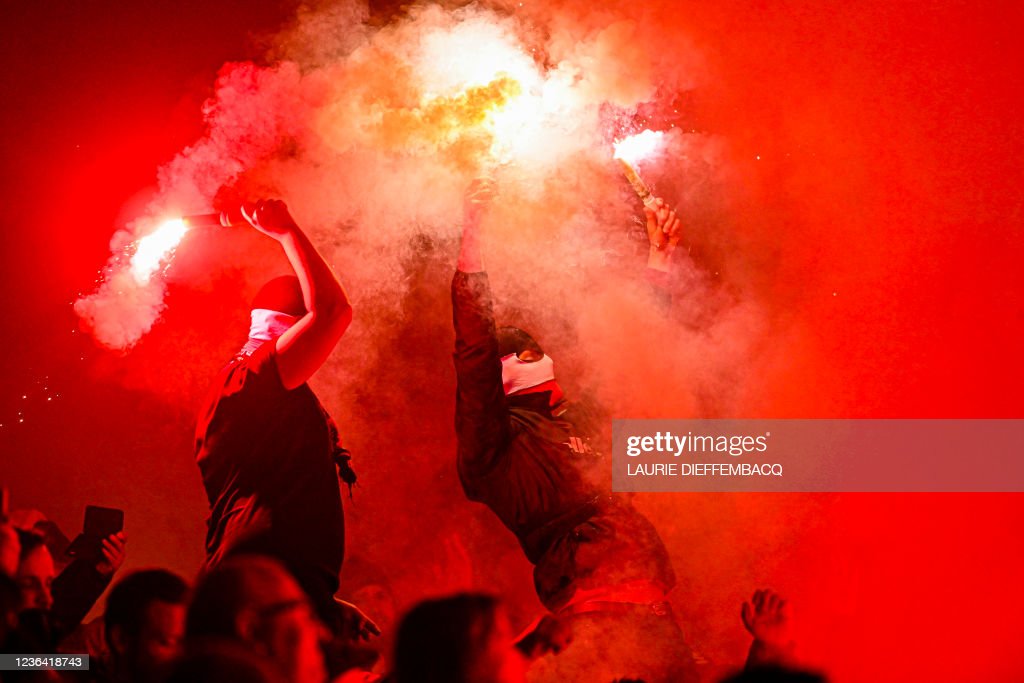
[456,179,494,273]
[640,197,683,310]
[742,588,797,670]
[452,180,511,476]
[643,197,682,273]
[50,532,126,643]
[515,614,572,660]
[242,199,353,390]
[334,599,382,641]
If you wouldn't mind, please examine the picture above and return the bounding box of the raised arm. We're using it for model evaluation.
[242,200,352,390]
[641,197,683,309]
[643,197,683,273]
[50,532,126,643]
[742,588,797,670]
[452,180,511,477]
[457,179,493,273]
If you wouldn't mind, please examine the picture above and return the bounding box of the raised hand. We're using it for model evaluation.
[241,199,300,240]
[515,614,572,659]
[334,598,382,642]
[95,531,127,577]
[742,588,793,646]
[463,177,498,228]
[643,197,682,272]
[742,588,796,669]
[458,178,497,273]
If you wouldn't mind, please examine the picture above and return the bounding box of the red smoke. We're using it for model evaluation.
[8,2,1023,681]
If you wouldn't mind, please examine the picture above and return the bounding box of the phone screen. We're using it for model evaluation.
[66,505,123,562]
[83,506,124,538]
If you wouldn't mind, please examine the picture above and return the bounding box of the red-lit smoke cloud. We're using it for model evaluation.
[67,2,1024,681]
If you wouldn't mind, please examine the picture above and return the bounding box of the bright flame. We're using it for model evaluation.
[129,219,189,283]
[485,87,541,161]
[613,129,665,165]
[414,15,540,94]
[409,13,559,165]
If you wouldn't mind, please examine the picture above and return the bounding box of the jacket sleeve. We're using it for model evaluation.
[452,270,511,483]
[50,559,112,644]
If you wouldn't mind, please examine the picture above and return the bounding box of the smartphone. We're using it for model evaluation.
[65,505,124,563]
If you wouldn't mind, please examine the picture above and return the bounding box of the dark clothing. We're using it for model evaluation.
[51,559,111,641]
[451,271,675,612]
[195,340,344,615]
[6,561,111,659]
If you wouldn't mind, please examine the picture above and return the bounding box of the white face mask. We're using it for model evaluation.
[249,308,299,341]
[501,353,555,396]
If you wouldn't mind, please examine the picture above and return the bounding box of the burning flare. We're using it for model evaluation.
[76,5,656,350]
[613,129,665,165]
[613,130,665,203]
[129,219,190,283]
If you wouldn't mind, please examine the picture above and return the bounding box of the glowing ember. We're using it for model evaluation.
[613,129,665,165]
[129,219,189,283]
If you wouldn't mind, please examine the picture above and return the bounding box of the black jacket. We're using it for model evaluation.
[452,271,675,611]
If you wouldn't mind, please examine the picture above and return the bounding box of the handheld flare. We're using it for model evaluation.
[181,206,247,229]
[128,205,250,283]
[616,157,654,204]
[613,130,665,206]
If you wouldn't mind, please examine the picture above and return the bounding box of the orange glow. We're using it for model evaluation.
[129,218,189,283]
[394,15,554,166]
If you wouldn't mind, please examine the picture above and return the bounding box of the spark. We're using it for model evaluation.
[129,219,189,283]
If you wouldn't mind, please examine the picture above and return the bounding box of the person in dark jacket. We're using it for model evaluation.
[194,199,353,631]
[451,181,695,682]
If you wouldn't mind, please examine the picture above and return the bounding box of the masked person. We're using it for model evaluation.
[450,182,696,682]
[195,199,354,632]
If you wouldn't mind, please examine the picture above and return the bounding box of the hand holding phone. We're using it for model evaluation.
[66,505,124,566]
[95,531,127,577]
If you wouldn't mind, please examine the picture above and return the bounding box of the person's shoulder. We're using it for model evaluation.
[240,340,278,373]
[214,342,283,399]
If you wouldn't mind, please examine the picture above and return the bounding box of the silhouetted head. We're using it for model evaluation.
[14,531,53,612]
[244,276,306,351]
[496,326,543,360]
[252,276,306,317]
[105,569,189,682]
[496,326,560,399]
[393,593,526,683]
[5,509,70,571]
[187,555,326,683]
